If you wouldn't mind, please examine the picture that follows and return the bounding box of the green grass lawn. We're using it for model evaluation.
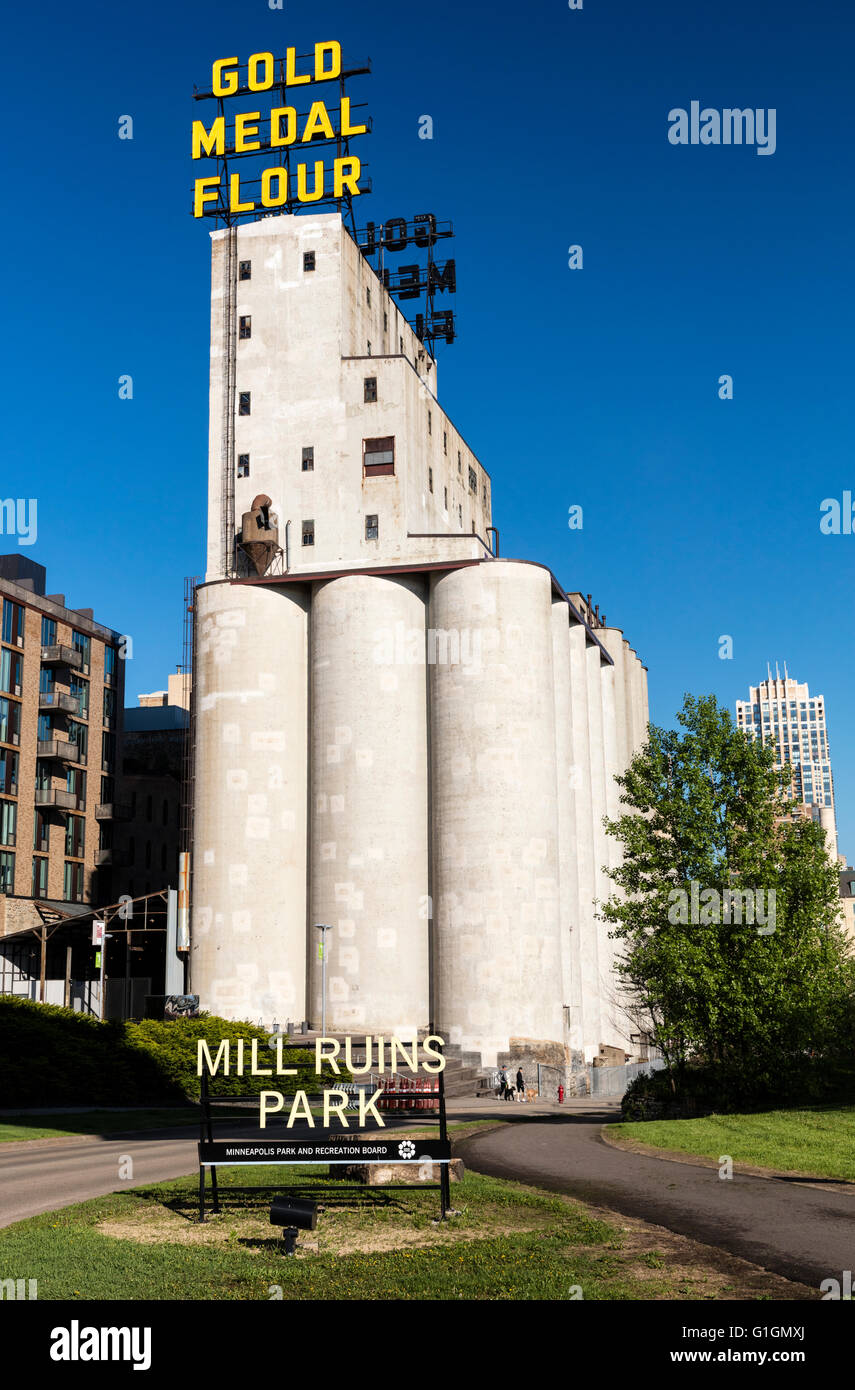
[0,1165,738,1301]
[613,1105,855,1180]
[0,1109,199,1143]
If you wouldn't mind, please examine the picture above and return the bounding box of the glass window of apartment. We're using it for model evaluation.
[101,776,114,805]
[0,650,22,695]
[63,860,84,903]
[238,391,251,415]
[1,600,24,647]
[0,749,18,794]
[0,799,17,846]
[32,856,48,896]
[0,697,21,745]
[363,437,395,477]
[239,315,251,339]
[303,251,316,271]
[237,454,250,478]
[103,687,116,724]
[65,814,85,857]
[0,851,14,893]
[104,644,117,683]
[302,520,315,547]
[70,676,89,716]
[35,760,50,791]
[364,377,377,403]
[72,631,91,673]
[34,809,49,852]
[102,732,115,771]
[365,514,379,540]
[39,666,54,696]
[302,446,314,472]
[68,720,88,760]
[239,260,251,280]
[66,767,86,807]
[41,616,56,647]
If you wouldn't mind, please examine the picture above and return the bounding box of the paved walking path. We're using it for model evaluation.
[455,1100,855,1291]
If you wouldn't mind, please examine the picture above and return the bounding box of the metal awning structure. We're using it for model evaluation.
[1,891,171,1004]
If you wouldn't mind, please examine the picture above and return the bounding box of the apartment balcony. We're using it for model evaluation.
[38,691,82,715]
[35,789,77,811]
[37,738,84,764]
[41,644,83,670]
[95,848,130,868]
[95,802,132,822]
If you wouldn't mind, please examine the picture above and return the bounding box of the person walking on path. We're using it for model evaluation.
[515,1068,525,1102]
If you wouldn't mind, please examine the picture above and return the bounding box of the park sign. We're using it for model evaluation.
[191,42,371,223]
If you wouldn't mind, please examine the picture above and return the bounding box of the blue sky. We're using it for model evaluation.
[2,0,853,857]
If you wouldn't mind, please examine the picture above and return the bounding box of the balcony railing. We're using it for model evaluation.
[38,691,83,715]
[95,802,132,821]
[41,644,83,670]
[35,789,77,810]
[37,739,84,763]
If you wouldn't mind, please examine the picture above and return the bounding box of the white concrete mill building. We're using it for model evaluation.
[189,211,650,1071]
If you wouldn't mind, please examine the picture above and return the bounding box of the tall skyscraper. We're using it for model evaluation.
[735,665,837,858]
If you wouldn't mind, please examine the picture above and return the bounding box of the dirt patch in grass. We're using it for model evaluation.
[568,1198,815,1301]
[95,1197,557,1258]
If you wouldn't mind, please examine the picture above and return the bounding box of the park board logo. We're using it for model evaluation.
[398,1140,416,1159]
[50,1321,152,1371]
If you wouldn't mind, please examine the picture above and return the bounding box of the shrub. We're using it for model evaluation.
[0,999,331,1108]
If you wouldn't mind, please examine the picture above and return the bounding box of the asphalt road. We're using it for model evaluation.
[0,1129,200,1229]
[457,1104,855,1291]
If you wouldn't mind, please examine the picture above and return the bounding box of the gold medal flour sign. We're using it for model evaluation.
[191,42,369,219]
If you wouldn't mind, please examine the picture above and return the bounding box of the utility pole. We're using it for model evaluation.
[314,924,333,1036]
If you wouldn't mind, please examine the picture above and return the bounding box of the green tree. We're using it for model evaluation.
[600,694,853,1102]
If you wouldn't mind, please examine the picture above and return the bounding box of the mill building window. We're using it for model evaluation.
[364,377,377,403]
[363,437,395,478]
[303,252,316,271]
[302,446,314,472]
[237,454,250,478]
[365,514,379,540]
[302,520,315,546]
[239,316,252,339]
[238,392,251,415]
[239,260,251,280]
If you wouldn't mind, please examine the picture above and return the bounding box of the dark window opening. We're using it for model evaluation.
[238,391,251,415]
[365,514,379,540]
[302,446,314,472]
[366,287,371,306]
[237,454,250,478]
[239,260,251,280]
[303,252,316,271]
[302,520,315,546]
[469,466,478,494]
[239,316,251,339]
[443,431,447,454]
[428,467,433,493]
[364,377,377,403]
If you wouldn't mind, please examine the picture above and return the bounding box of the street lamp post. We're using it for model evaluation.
[313,924,333,1036]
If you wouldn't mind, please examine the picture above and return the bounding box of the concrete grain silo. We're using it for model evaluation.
[189,212,650,1075]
